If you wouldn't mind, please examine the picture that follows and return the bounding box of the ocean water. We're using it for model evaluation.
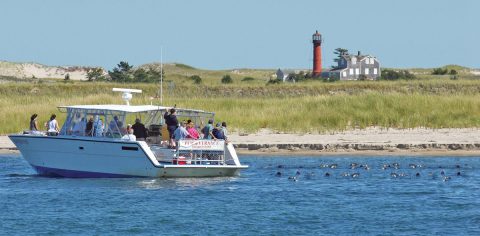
[1,154,480,235]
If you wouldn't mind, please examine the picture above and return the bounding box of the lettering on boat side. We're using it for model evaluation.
[178,140,225,151]
[122,146,139,151]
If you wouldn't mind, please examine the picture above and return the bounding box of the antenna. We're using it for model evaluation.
[112,88,142,106]
[160,47,163,105]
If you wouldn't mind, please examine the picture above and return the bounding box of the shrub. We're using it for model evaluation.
[381,69,416,80]
[241,77,255,82]
[221,75,233,84]
[64,73,70,81]
[190,75,202,84]
[322,77,338,82]
[175,63,196,70]
[266,78,281,85]
[432,67,448,75]
[449,69,458,75]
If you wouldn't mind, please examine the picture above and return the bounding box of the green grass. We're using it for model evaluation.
[1,79,480,134]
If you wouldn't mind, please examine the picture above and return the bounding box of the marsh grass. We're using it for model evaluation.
[1,81,480,134]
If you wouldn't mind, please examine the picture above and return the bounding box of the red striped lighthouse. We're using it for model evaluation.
[312,31,322,77]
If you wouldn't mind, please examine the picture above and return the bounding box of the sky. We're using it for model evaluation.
[0,0,478,70]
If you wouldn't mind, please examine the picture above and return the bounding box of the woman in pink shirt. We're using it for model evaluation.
[187,121,200,139]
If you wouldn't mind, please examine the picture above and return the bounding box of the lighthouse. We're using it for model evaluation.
[312,31,322,77]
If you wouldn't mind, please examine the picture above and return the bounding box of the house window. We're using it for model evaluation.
[370,58,375,64]
[349,69,353,75]
[355,68,359,75]
[351,57,357,65]
[365,68,369,74]
[342,71,347,77]
[374,68,378,75]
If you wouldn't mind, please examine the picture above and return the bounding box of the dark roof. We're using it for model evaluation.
[328,68,346,72]
[341,53,376,61]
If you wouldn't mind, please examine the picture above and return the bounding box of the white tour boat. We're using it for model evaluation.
[8,88,248,178]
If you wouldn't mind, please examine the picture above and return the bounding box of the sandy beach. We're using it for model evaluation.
[1,127,480,156]
[229,127,480,155]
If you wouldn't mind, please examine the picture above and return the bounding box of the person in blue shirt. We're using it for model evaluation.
[174,121,189,142]
[212,123,225,140]
[202,119,215,140]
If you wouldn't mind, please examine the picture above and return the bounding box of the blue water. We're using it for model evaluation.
[1,154,480,235]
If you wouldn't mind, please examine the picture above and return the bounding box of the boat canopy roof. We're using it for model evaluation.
[58,105,213,115]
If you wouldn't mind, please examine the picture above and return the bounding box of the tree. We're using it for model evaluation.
[133,68,148,82]
[86,67,104,81]
[118,61,133,73]
[221,75,233,84]
[109,61,133,82]
[64,73,70,81]
[449,69,458,75]
[332,48,349,69]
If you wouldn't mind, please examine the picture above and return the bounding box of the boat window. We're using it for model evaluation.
[105,112,126,138]
[61,110,86,136]
[60,108,126,138]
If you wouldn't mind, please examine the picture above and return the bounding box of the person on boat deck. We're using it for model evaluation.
[93,115,104,137]
[186,120,200,139]
[30,114,39,131]
[174,121,189,142]
[122,124,136,141]
[132,118,148,141]
[221,121,229,142]
[212,123,225,140]
[164,108,178,147]
[46,114,60,136]
[85,117,94,136]
[70,113,81,135]
[202,119,215,140]
[72,117,86,136]
[108,115,124,135]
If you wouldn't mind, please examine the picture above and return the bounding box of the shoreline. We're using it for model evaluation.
[2,127,480,156]
[2,148,480,157]
[236,149,480,156]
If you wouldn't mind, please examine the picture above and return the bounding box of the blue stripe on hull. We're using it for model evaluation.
[31,165,141,178]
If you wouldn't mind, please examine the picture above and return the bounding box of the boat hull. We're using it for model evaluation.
[8,135,247,178]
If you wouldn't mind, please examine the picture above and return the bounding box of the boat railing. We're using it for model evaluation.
[22,130,48,136]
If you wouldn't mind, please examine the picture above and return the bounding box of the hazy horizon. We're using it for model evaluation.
[1,0,478,70]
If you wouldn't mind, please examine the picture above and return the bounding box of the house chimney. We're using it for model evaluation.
[357,51,361,56]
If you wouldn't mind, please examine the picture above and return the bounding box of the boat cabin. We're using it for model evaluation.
[57,104,215,143]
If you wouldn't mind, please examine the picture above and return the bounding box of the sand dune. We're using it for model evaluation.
[0,61,100,80]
